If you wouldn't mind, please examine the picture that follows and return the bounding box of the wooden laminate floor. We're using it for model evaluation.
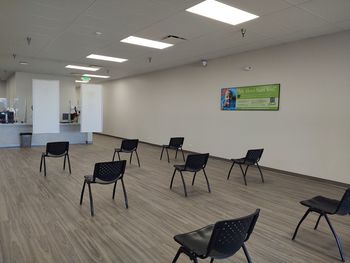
[0,134,349,263]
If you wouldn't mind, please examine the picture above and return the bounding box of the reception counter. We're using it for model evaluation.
[0,123,91,148]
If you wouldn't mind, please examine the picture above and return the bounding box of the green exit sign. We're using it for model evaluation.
[81,76,91,82]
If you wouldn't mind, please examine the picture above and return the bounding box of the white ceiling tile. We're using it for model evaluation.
[219,0,291,16]
[283,0,311,5]
[299,0,350,23]
[0,0,348,80]
[136,12,233,41]
[336,20,350,30]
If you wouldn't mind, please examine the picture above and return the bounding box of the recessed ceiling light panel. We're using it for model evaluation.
[83,74,110,79]
[87,54,128,63]
[66,65,100,71]
[121,36,173,49]
[186,0,259,26]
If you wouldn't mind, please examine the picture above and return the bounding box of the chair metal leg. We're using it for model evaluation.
[88,183,94,216]
[160,146,165,160]
[129,152,133,164]
[242,243,253,263]
[67,154,71,174]
[175,149,178,159]
[203,169,211,193]
[43,156,47,177]
[63,154,66,170]
[166,148,170,163]
[135,150,140,167]
[292,209,311,240]
[172,247,183,263]
[324,214,345,262]
[244,165,249,179]
[112,150,116,161]
[210,258,214,263]
[121,178,128,209]
[40,155,43,172]
[179,171,188,197]
[227,162,235,180]
[314,214,323,230]
[112,181,117,199]
[117,152,121,161]
[192,258,198,263]
[80,181,86,205]
[239,164,247,185]
[257,163,264,183]
[181,148,185,161]
[170,169,177,189]
[191,172,197,185]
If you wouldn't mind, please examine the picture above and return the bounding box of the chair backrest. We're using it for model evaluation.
[169,137,184,148]
[206,209,260,259]
[185,153,209,171]
[245,149,264,163]
[336,188,350,215]
[93,160,126,182]
[121,139,139,151]
[46,141,69,155]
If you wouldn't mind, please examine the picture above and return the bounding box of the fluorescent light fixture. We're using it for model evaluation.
[75,80,89,83]
[83,74,110,79]
[186,0,259,26]
[121,36,173,49]
[87,54,128,63]
[66,65,100,71]
[19,61,29,65]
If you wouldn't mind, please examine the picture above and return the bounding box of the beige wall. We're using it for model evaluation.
[102,30,350,184]
[0,80,6,97]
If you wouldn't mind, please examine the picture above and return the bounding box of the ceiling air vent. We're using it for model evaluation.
[162,35,187,44]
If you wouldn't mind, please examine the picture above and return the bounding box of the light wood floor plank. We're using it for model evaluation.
[0,134,349,262]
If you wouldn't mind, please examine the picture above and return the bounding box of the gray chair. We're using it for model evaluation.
[292,188,350,262]
[172,209,260,263]
[80,160,128,216]
[40,141,71,177]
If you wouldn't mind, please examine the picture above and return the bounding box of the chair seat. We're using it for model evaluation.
[231,158,245,164]
[84,175,117,185]
[174,225,214,257]
[115,148,134,153]
[174,165,199,172]
[164,145,180,149]
[43,152,66,158]
[301,196,339,214]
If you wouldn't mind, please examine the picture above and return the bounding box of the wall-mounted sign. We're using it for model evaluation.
[221,84,280,111]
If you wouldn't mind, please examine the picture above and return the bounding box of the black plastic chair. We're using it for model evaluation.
[40,141,71,177]
[80,160,128,216]
[227,149,264,185]
[112,139,140,167]
[172,209,260,263]
[160,137,185,163]
[292,189,350,262]
[170,153,210,197]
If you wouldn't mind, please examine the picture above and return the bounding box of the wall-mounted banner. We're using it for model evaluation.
[221,84,280,111]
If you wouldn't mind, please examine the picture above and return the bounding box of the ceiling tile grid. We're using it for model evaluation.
[0,0,349,81]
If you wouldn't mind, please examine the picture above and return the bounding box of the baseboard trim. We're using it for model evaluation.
[95,132,350,188]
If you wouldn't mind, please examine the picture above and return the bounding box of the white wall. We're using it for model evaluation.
[102,30,350,184]
[0,81,6,97]
[14,72,77,123]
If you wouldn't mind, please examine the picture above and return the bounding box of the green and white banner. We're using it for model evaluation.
[221,84,280,111]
